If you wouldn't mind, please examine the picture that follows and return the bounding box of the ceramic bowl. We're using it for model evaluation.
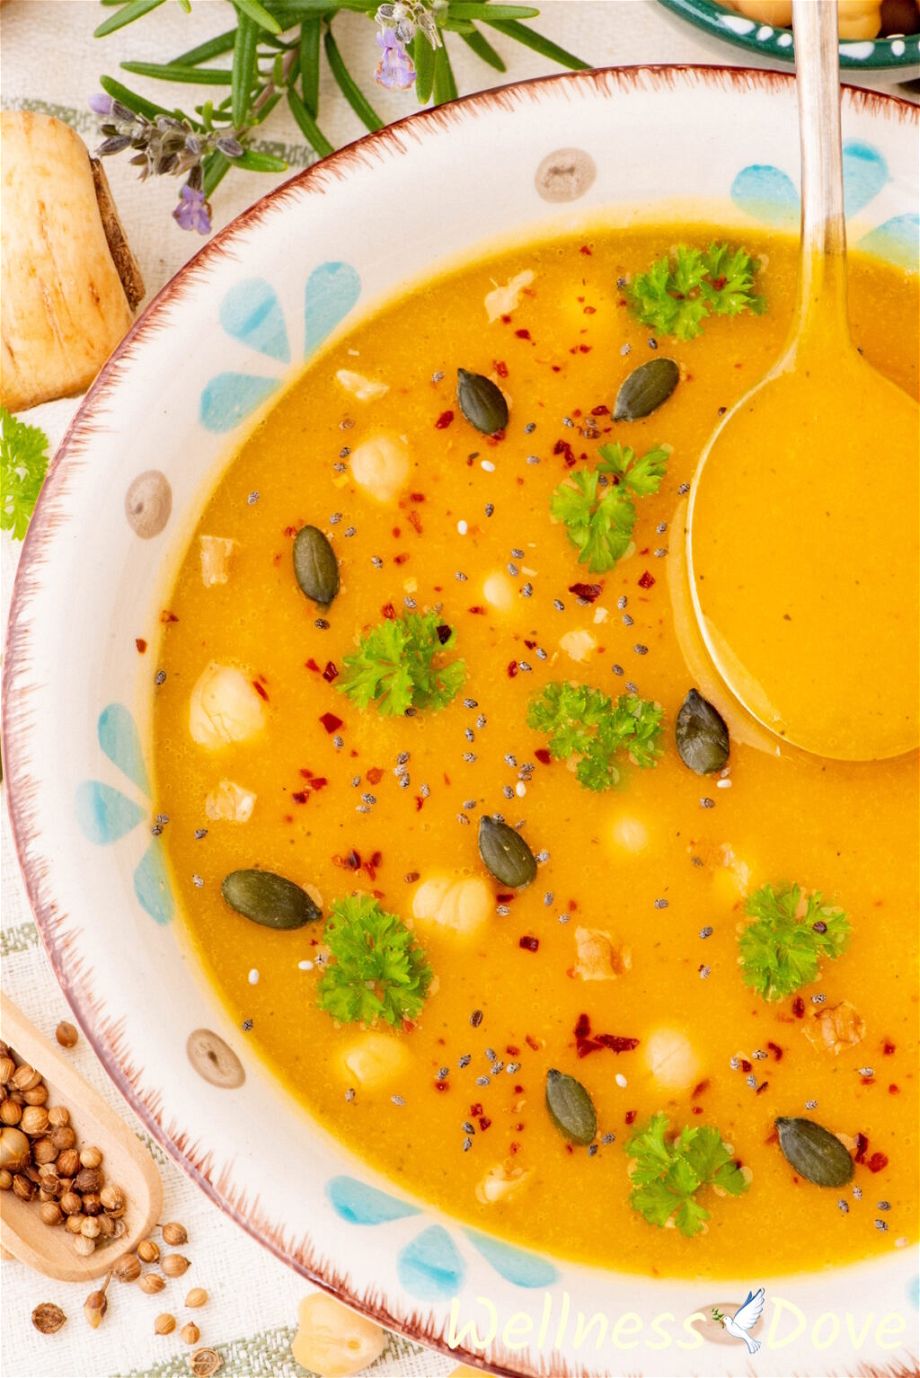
[658,0,920,69]
[4,67,918,1378]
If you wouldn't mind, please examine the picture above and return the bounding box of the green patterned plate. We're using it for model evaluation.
[658,0,920,69]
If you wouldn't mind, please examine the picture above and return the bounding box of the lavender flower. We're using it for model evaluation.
[172,184,211,236]
[88,93,114,116]
[374,29,415,90]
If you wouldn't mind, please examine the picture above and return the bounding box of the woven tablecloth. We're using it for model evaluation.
[1,3,915,1376]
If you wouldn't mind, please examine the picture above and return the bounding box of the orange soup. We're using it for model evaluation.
[153,227,918,1279]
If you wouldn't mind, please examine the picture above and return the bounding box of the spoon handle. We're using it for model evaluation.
[792,0,848,335]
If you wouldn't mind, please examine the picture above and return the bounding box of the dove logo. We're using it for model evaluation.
[712,1288,766,1355]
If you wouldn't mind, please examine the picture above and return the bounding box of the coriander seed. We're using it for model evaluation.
[189,1349,223,1377]
[32,1136,57,1165]
[51,1126,76,1152]
[0,1125,30,1169]
[32,1302,67,1334]
[155,1312,176,1335]
[74,1166,102,1194]
[162,1221,188,1246]
[79,1145,103,1169]
[84,1289,107,1329]
[80,1216,101,1239]
[100,1184,125,1213]
[185,1287,208,1309]
[137,1238,160,1263]
[0,1169,11,1190]
[56,1148,79,1176]
[60,1190,82,1215]
[73,1235,96,1256]
[113,1252,141,1283]
[47,1105,70,1128]
[20,1105,49,1135]
[81,1192,103,1216]
[23,1084,48,1106]
[39,1201,63,1226]
[11,1064,41,1092]
[0,1056,14,1084]
[65,1215,84,1235]
[180,1322,201,1346]
[139,1272,166,1295]
[162,1253,190,1277]
[12,1173,34,1201]
[0,1099,22,1126]
[55,1022,78,1049]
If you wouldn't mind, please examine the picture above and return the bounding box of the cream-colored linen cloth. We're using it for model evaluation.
[0,3,914,1376]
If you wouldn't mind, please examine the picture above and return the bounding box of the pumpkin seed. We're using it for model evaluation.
[478,816,537,889]
[545,1069,597,1145]
[676,689,730,774]
[775,1116,854,1187]
[613,357,679,421]
[293,525,339,607]
[457,369,509,435]
[221,869,321,930]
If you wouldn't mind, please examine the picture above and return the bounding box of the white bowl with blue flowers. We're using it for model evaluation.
[4,66,918,1378]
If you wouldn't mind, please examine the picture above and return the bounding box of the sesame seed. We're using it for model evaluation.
[455,570,468,582]
[619,343,631,356]
[457,813,470,825]
[553,598,565,612]
[515,782,527,797]
[699,965,712,979]
[496,904,510,917]
[248,969,259,986]
[484,503,495,517]
[298,960,313,971]
[874,1219,888,1231]
[481,459,496,473]
[746,1074,757,1088]
[601,1132,615,1144]
[506,1062,521,1075]
[330,512,343,525]
[543,892,554,906]
[432,370,444,382]
[853,1186,862,1199]
[858,1066,875,1077]
[716,777,732,789]
[507,562,519,576]
[462,1137,472,1152]
[332,735,344,750]
[476,714,487,728]
[615,1073,627,1088]
[557,912,570,924]
[457,520,468,535]
[470,1009,483,1027]
[812,993,826,1004]
[752,1049,767,1061]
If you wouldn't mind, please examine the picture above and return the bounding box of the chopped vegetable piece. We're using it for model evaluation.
[1,407,50,539]
[550,442,668,573]
[527,681,663,790]
[338,610,465,715]
[626,1113,749,1237]
[739,884,851,1001]
[317,894,432,1027]
[627,242,765,341]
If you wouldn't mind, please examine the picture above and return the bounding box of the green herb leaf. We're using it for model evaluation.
[339,611,466,716]
[317,894,432,1027]
[233,0,283,36]
[94,0,167,40]
[457,25,507,71]
[1,408,50,541]
[120,59,233,84]
[480,17,590,70]
[739,884,851,1002]
[628,242,765,341]
[231,12,259,126]
[550,443,668,573]
[287,85,334,158]
[527,682,663,791]
[626,1113,749,1237]
[324,24,384,131]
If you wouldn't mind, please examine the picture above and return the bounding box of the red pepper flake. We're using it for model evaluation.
[381,602,397,620]
[434,1081,450,1093]
[159,609,179,624]
[332,851,361,872]
[534,748,552,765]
[310,777,328,790]
[766,1041,784,1061]
[854,1133,869,1164]
[515,328,531,340]
[553,438,576,467]
[305,657,321,673]
[574,1013,591,1040]
[467,605,486,615]
[362,850,383,882]
[319,712,343,734]
[507,660,519,679]
[568,581,603,603]
[755,1081,769,1094]
[792,996,806,1019]
[252,680,269,702]
[579,244,593,256]
[392,526,401,538]
[291,791,309,805]
[366,767,384,785]
[509,1142,520,1154]
[889,1084,900,1095]
[637,570,656,590]
[393,553,409,565]
[861,1075,875,1086]
[435,410,454,429]
[692,1106,703,1115]
[405,870,420,884]
[470,1102,483,1117]
[494,360,508,379]
[496,892,515,904]
[867,1152,889,1173]
[436,623,452,645]
[524,1034,541,1052]
[691,1080,710,1100]
[408,510,423,535]
[322,661,339,683]
[519,935,539,952]
[478,1116,492,1132]
[506,1045,520,1057]
[135,638,147,654]
[409,491,425,503]
[414,795,425,811]
[574,1013,639,1058]
[590,403,610,417]
[739,1059,753,1074]
[883,1039,896,1055]
[625,1109,637,1126]
[583,305,597,315]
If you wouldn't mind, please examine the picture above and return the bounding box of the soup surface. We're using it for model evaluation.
[154,226,918,1280]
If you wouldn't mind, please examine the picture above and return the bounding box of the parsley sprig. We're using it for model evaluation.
[626,1113,749,1238]
[739,884,851,1002]
[550,442,669,573]
[628,243,765,341]
[527,682,663,791]
[339,611,465,716]
[317,894,432,1027]
[1,407,50,541]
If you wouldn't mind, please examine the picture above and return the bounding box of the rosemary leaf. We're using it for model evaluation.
[450,2,540,18]
[202,149,232,198]
[299,16,321,115]
[233,0,283,35]
[480,17,590,70]
[120,60,233,84]
[324,25,384,131]
[99,74,188,122]
[413,30,435,105]
[171,30,238,67]
[432,42,459,105]
[233,149,289,171]
[232,13,260,126]
[287,85,334,158]
[94,0,167,40]
[458,25,507,71]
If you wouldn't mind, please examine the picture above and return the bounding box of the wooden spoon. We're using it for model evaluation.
[0,994,162,1281]
[687,0,919,761]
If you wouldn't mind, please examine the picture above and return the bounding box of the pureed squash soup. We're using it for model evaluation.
[153,226,918,1280]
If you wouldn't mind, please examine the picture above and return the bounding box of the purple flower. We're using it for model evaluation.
[89,92,114,116]
[172,183,211,236]
[375,29,415,91]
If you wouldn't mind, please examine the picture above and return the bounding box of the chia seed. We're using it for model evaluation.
[553,599,565,612]
[874,1219,888,1231]
[246,490,260,504]
[194,828,207,840]
[838,1199,849,1213]
[700,797,716,809]
[484,503,495,517]
[470,1009,483,1028]
[475,1075,491,1087]
[464,698,479,709]
[155,669,167,685]
[699,926,713,939]
[525,422,536,433]
[588,1143,598,1156]
[678,482,690,495]
[462,1138,472,1152]
[612,664,623,676]
[654,898,668,910]
[191,874,204,888]
[391,1095,405,1106]
[877,1201,891,1210]
[314,618,330,630]
[458,1053,471,1068]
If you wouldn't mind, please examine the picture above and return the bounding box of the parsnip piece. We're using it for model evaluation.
[484,269,534,323]
[338,1032,410,1090]
[476,1162,530,1205]
[199,535,237,587]
[803,999,866,1055]
[335,369,389,401]
[645,1028,700,1090]
[412,873,492,937]
[292,1293,386,1378]
[573,926,631,981]
[204,779,257,823]
[1,111,143,411]
[349,433,409,503]
[559,628,596,663]
[483,571,516,613]
[189,663,266,749]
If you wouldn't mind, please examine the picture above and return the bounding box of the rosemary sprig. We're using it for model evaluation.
[91,0,588,234]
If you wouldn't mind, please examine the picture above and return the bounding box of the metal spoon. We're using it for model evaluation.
[687,0,919,761]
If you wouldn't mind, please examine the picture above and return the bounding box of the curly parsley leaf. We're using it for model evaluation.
[527,681,663,790]
[627,242,765,341]
[739,883,851,1002]
[550,443,669,573]
[317,894,432,1028]
[1,407,50,540]
[626,1113,749,1238]
[339,611,465,716]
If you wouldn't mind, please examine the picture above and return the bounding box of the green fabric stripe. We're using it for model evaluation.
[0,921,39,957]
[118,1324,428,1377]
